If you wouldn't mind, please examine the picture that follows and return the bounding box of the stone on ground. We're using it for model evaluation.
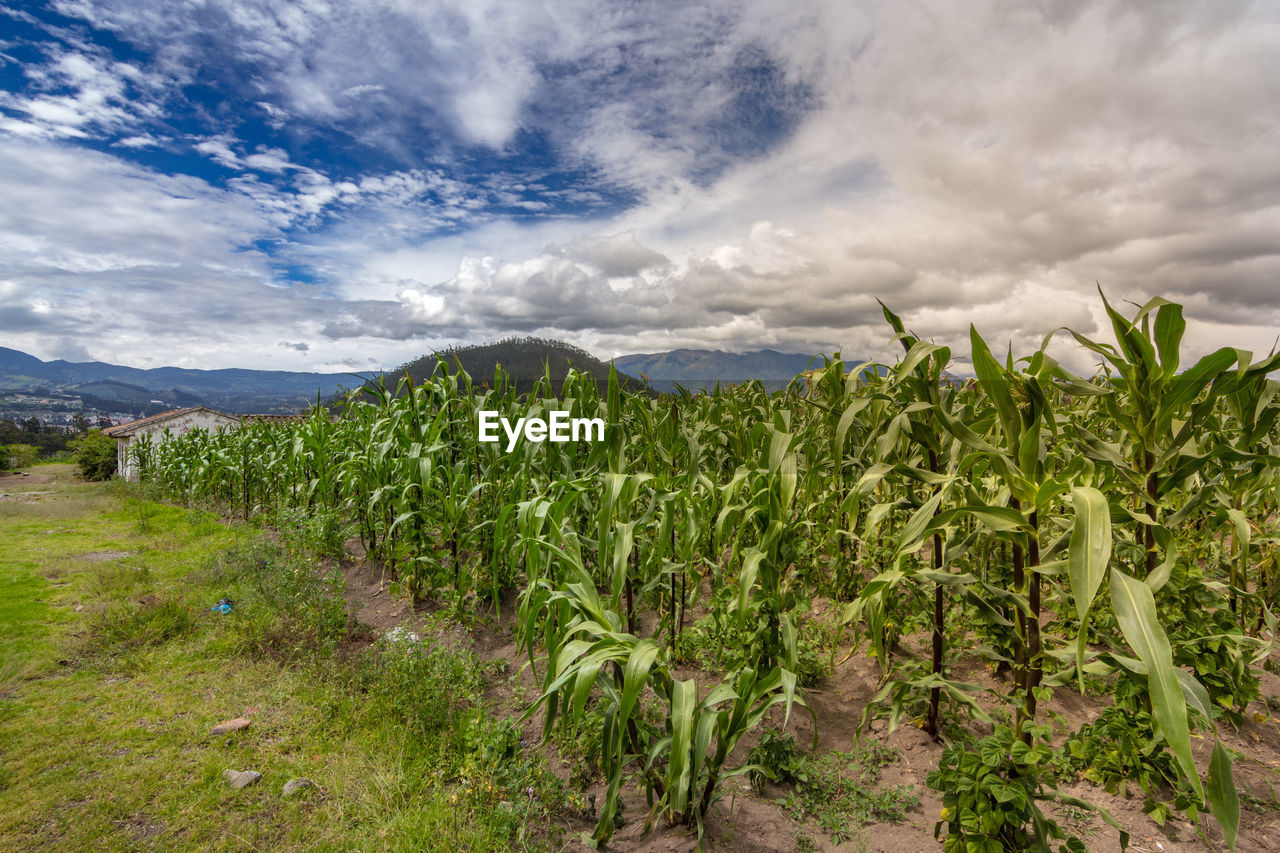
[211,717,251,735]
[281,778,315,798]
[222,769,261,789]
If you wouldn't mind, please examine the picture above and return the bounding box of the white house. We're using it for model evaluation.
[104,407,239,481]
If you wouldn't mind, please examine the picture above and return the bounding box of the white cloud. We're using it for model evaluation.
[0,136,415,369]
[4,0,1278,374]
[0,47,159,139]
[340,84,385,100]
[242,146,296,174]
[195,135,241,169]
[114,133,162,148]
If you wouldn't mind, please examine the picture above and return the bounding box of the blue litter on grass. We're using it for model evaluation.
[210,597,233,614]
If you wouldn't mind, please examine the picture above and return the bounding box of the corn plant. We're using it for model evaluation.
[129,288,1268,850]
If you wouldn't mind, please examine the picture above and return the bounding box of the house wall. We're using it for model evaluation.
[116,410,239,481]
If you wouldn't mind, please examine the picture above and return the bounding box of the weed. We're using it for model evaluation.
[357,633,486,740]
[929,725,1086,853]
[748,728,805,794]
[77,598,195,657]
[795,830,819,853]
[201,540,350,660]
[88,560,151,599]
[455,712,567,846]
[553,704,607,789]
[1,466,573,851]
[272,504,351,560]
[781,740,918,845]
[1056,705,1202,826]
[676,612,831,687]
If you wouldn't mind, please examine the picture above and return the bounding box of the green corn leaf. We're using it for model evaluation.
[780,612,798,673]
[1100,287,1158,382]
[1226,508,1251,555]
[970,324,1021,453]
[1110,567,1202,799]
[875,412,907,459]
[835,397,870,454]
[1049,370,1111,396]
[936,504,1030,533]
[690,689,723,790]
[610,521,636,605]
[896,339,946,382]
[894,491,944,560]
[1151,300,1185,378]
[767,427,792,474]
[937,408,1003,454]
[618,640,659,729]
[1146,526,1179,593]
[1074,425,1128,467]
[1207,739,1239,851]
[1068,487,1111,692]
[855,461,894,495]
[878,299,914,346]
[736,548,765,630]
[667,679,697,816]
[1017,417,1040,478]
[571,662,601,723]
[1172,668,1213,722]
[778,667,799,730]
[1157,347,1237,426]
[779,452,797,514]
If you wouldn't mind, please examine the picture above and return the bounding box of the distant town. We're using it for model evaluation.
[0,390,152,430]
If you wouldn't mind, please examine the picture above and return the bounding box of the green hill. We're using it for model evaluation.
[373,337,647,397]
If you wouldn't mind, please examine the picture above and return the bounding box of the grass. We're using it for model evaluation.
[0,465,566,851]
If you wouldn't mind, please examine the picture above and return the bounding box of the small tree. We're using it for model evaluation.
[74,430,117,480]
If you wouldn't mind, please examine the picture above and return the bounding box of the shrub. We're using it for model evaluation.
[74,429,117,480]
[4,443,38,471]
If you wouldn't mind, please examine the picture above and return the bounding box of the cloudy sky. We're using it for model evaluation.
[2,0,1278,374]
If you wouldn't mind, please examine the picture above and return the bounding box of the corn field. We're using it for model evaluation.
[134,292,1280,850]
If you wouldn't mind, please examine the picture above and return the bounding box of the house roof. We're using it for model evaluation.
[241,414,307,424]
[103,407,236,437]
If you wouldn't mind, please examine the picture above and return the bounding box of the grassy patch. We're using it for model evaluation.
[0,549,59,689]
[0,466,567,851]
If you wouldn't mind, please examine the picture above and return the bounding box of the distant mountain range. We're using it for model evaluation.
[0,346,363,416]
[612,348,826,392]
[0,342,846,422]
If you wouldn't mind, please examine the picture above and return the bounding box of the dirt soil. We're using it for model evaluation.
[0,467,56,501]
[332,550,1280,853]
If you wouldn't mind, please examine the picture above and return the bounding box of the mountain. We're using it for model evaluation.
[612,348,824,392]
[0,346,364,416]
[384,336,648,396]
[1,340,856,425]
